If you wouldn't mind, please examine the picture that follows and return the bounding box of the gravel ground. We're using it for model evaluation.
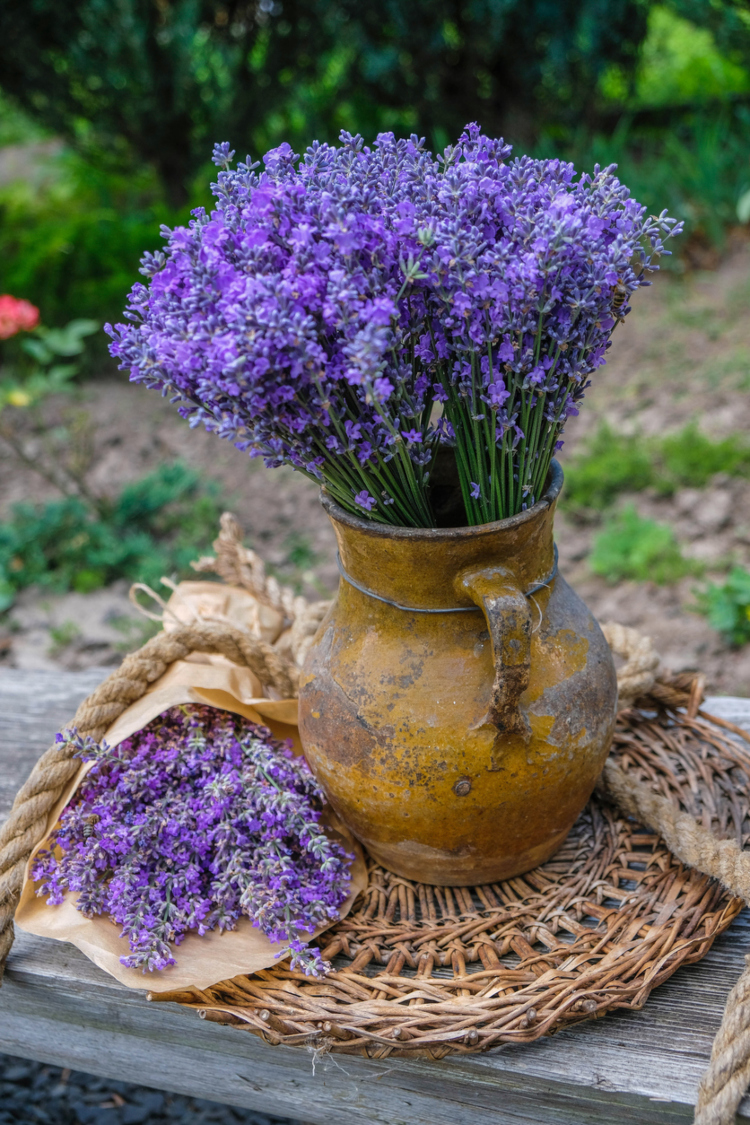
[0,1053,300,1125]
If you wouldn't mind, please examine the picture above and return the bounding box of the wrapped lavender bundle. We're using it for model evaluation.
[107,124,681,528]
[30,705,353,977]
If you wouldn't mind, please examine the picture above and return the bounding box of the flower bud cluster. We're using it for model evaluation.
[107,125,681,526]
[31,706,353,977]
[0,294,40,340]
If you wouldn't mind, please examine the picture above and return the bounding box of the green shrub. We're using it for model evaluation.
[0,90,46,146]
[0,462,223,612]
[1,317,100,408]
[654,422,750,493]
[0,1,651,205]
[589,505,702,584]
[562,426,654,512]
[694,567,750,647]
[538,105,750,254]
[562,421,750,515]
[602,5,750,109]
[0,5,747,333]
[0,150,193,336]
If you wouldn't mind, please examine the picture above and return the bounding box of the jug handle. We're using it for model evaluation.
[455,566,532,740]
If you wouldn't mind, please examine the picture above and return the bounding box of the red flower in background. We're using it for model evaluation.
[0,295,40,340]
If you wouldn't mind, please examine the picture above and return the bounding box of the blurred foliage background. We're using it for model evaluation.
[1,0,750,349]
[3,1,750,666]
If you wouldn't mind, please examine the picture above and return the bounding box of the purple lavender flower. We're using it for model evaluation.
[354,490,376,511]
[107,127,681,527]
[32,707,353,977]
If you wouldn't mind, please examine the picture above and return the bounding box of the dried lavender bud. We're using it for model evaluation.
[107,125,681,528]
[32,707,353,977]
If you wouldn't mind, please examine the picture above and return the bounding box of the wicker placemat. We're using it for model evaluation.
[149,675,749,1059]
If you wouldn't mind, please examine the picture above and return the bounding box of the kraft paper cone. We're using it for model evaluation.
[15,582,366,993]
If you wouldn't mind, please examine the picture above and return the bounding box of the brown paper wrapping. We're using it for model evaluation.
[15,582,366,993]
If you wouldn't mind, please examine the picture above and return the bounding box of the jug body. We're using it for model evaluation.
[299,462,617,886]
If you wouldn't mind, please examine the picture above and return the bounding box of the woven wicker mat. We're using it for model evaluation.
[151,674,749,1059]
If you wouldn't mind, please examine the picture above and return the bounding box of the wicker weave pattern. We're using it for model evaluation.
[153,679,748,1059]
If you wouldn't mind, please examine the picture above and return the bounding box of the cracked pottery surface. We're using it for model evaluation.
[299,463,617,886]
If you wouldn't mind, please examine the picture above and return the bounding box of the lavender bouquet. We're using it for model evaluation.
[107,125,680,527]
[31,706,352,976]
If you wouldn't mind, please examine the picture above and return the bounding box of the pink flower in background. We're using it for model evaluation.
[0,295,40,339]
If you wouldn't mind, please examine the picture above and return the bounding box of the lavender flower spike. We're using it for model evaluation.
[108,125,681,528]
[32,706,353,977]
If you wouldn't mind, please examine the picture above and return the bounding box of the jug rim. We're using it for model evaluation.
[321,459,563,541]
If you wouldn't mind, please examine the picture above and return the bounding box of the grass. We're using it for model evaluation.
[47,619,81,656]
[589,506,703,585]
[263,531,331,597]
[656,424,750,490]
[109,613,163,654]
[562,421,750,515]
[281,532,317,573]
[700,347,750,390]
[0,461,224,612]
[0,144,198,353]
[694,568,750,646]
[561,427,654,512]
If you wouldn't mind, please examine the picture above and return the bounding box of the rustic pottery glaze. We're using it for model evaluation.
[298,462,617,886]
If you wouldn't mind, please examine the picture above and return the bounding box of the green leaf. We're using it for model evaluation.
[562,425,654,513]
[0,576,15,612]
[0,461,223,602]
[37,319,99,357]
[44,363,79,387]
[20,337,54,365]
[64,318,99,336]
[655,422,750,492]
[737,188,750,225]
[72,567,106,593]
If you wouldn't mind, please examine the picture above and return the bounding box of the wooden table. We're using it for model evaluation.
[2,667,750,1125]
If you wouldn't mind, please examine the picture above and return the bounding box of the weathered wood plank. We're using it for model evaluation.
[0,667,104,822]
[4,922,748,1125]
[1,668,750,1124]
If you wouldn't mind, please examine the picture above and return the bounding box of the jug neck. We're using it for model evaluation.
[323,461,562,612]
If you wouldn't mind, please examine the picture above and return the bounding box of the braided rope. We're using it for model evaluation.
[599,754,750,1125]
[190,510,332,669]
[600,621,661,709]
[0,620,298,980]
[192,512,302,621]
[600,760,750,903]
[695,958,750,1124]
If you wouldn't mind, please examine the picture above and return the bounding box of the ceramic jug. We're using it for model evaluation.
[299,461,617,886]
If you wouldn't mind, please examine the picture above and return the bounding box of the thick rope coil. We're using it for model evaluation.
[600,760,750,903]
[0,620,298,980]
[599,754,750,1125]
[695,958,750,1125]
[190,510,332,668]
[287,601,332,667]
[601,621,661,708]
[595,620,750,1124]
[192,512,300,621]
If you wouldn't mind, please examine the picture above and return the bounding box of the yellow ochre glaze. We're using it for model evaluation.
[298,462,617,886]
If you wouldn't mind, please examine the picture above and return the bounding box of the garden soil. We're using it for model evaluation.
[2,240,750,694]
